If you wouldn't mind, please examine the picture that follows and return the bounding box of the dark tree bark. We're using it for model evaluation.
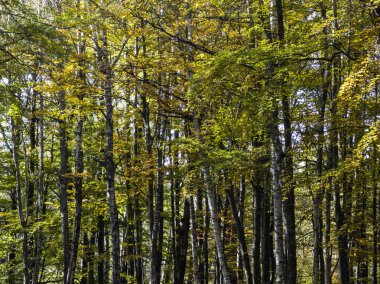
[11,116,30,284]
[124,158,135,282]
[155,118,166,284]
[175,199,190,283]
[98,215,105,284]
[133,35,143,284]
[252,177,263,284]
[98,32,121,283]
[58,90,71,284]
[282,94,297,284]
[80,233,89,284]
[28,86,36,216]
[190,196,201,284]
[312,87,327,284]
[170,131,178,282]
[67,31,85,284]
[373,144,378,284]
[331,0,350,281]
[204,194,210,284]
[33,80,44,284]
[226,183,253,284]
[262,170,272,284]
[89,234,96,284]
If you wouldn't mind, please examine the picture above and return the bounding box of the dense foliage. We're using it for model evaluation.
[0,0,380,283]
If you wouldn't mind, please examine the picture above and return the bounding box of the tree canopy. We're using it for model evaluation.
[0,0,380,283]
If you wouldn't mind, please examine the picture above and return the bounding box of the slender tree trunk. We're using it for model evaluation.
[331,0,350,280]
[203,167,232,284]
[226,183,253,284]
[28,86,36,218]
[125,168,135,281]
[11,117,30,284]
[204,193,210,284]
[332,119,350,284]
[175,198,190,284]
[237,176,246,283]
[67,29,85,284]
[170,133,178,282]
[154,118,166,283]
[189,196,201,284]
[252,178,263,284]
[98,215,105,284]
[133,35,143,284]
[270,107,287,284]
[319,4,331,283]
[274,0,297,282]
[89,234,96,283]
[282,95,297,284]
[262,170,272,284]
[58,90,70,284]
[313,87,327,284]
[355,168,368,283]
[33,83,44,284]
[7,131,17,284]
[100,32,121,283]
[81,233,89,284]
[373,144,378,284]
[134,197,143,284]
[140,73,157,284]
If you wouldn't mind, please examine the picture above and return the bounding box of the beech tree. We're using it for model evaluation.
[1,0,380,283]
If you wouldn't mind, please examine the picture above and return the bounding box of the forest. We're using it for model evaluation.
[0,0,379,283]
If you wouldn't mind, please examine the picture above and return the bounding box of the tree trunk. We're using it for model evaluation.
[204,193,210,284]
[58,90,70,284]
[175,199,190,284]
[282,94,297,284]
[11,116,30,284]
[373,144,378,284]
[226,183,253,284]
[252,178,262,284]
[203,167,232,284]
[33,85,44,284]
[67,31,85,284]
[98,215,105,284]
[313,87,327,284]
[125,175,135,281]
[154,118,166,283]
[270,107,287,284]
[262,170,272,284]
[319,4,331,283]
[133,35,143,284]
[331,0,350,280]
[100,32,121,283]
[81,233,89,284]
[89,234,96,283]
